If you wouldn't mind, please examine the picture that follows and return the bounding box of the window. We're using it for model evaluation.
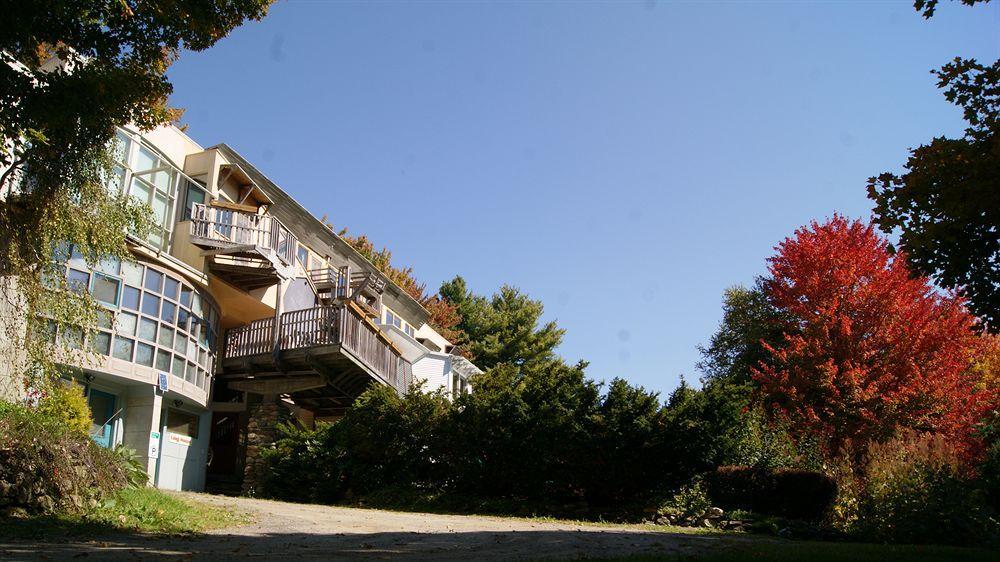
[138,317,157,341]
[404,324,415,337]
[160,301,176,324]
[120,261,143,286]
[122,286,140,311]
[155,349,171,372]
[90,331,111,355]
[165,409,200,439]
[91,272,122,307]
[62,326,84,350]
[116,312,137,336]
[38,251,220,389]
[163,276,179,300]
[144,269,162,293]
[182,179,207,221]
[297,245,309,267]
[112,336,134,361]
[114,131,180,251]
[141,294,160,317]
[171,355,185,377]
[136,342,155,367]
[158,325,174,348]
[67,269,89,293]
[385,310,402,329]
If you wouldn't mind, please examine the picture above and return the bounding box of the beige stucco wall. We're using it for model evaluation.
[0,277,28,402]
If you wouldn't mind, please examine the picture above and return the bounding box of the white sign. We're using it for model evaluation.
[148,431,161,459]
[167,432,192,446]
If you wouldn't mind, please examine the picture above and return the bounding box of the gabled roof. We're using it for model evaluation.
[207,143,430,326]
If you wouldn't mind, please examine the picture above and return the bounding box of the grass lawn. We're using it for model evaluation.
[579,539,998,562]
[0,487,250,539]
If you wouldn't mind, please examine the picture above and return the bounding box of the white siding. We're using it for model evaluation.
[412,355,449,393]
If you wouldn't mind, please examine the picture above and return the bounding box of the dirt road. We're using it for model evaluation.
[0,492,753,560]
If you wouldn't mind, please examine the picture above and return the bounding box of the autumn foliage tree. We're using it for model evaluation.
[318,216,465,344]
[754,216,985,459]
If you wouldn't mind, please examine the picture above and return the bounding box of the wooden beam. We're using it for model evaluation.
[228,374,327,395]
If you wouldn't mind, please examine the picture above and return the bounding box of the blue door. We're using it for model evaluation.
[88,389,116,448]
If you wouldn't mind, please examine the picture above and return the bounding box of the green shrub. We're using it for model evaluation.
[656,477,712,518]
[0,401,127,513]
[36,380,91,436]
[111,446,148,488]
[708,465,837,521]
[259,421,346,503]
[847,432,999,546]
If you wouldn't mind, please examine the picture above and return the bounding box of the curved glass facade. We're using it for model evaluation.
[51,250,219,392]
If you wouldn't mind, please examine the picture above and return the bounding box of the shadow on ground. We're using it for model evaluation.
[0,524,737,561]
[1,514,994,562]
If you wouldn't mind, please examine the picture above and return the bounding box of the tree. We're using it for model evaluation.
[440,277,565,371]
[0,1,272,385]
[754,216,983,458]
[447,360,599,502]
[319,218,465,343]
[868,58,999,327]
[913,0,992,18]
[584,378,666,506]
[697,282,792,386]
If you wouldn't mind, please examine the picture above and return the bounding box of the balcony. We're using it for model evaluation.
[189,203,297,289]
[309,266,385,318]
[219,302,412,416]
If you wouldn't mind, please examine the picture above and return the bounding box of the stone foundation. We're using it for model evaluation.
[241,395,286,496]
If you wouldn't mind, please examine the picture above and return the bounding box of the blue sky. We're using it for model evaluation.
[167,1,999,398]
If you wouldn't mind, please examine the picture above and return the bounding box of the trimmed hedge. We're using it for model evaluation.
[708,465,837,521]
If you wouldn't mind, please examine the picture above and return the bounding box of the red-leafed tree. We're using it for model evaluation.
[754,216,985,459]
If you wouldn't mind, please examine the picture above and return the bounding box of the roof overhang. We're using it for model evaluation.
[219,162,274,206]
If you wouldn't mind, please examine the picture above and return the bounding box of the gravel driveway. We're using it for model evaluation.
[1,493,750,560]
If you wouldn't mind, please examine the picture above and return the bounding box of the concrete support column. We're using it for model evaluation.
[122,386,163,485]
[241,393,285,496]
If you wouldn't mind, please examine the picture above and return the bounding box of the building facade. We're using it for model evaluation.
[1,123,477,493]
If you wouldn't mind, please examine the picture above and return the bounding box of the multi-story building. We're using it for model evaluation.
[0,123,478,494]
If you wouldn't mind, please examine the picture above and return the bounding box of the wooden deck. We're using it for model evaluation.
[220,303,412,414]
[189,203,297,288]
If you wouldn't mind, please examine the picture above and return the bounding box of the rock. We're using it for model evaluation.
[707,507,724,518]
[701,518,714,528]
[655,516,669,526]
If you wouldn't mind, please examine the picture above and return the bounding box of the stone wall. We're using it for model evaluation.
[241,396,286,495]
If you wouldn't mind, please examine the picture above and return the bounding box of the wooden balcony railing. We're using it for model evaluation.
[189,203,297,266]
[309,266,350,298]
[223,303,411,395]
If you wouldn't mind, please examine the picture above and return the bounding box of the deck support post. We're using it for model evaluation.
[271,277,287,366]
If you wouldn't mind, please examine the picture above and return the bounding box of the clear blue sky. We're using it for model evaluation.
[167,1,999,398]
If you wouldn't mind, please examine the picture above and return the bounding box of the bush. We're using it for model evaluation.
[259,421,346,504]
[36,379,91,436]
[708,465,837,521]
[655,477,712,518]
[842,432,999,546]
[0,401,127,513]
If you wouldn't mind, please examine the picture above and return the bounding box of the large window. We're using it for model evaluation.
[384,309,415,337]
[110,130,203,252]
[43,250,220,392]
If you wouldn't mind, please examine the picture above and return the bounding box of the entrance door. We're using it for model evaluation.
[87,389,116,448]
[207,412,241,477]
